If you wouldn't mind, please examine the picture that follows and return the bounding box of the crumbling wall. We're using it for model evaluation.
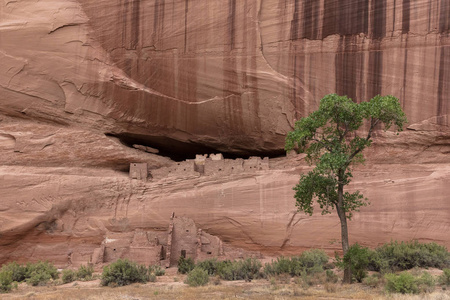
[151,154,270,179]
[169,217,198,266]
[196,231,223,261]
[130,163,148,180]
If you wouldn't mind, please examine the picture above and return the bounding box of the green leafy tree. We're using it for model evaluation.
[285,94,407,283]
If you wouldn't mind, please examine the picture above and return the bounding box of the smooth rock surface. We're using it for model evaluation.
[1,0,448,155]
[0,0,449,266]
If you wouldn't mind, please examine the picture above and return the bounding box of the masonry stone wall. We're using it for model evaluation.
[150,154,270,180]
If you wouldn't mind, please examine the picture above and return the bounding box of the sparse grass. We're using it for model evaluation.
[1,276,450,300]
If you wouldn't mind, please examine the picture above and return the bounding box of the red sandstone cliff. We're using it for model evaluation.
[0,0,449,266]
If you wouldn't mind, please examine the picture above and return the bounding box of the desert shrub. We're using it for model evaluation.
[263,256,297,277]
[264,249,329,278]
[177,257,195,274]
[298,249,329,273]
[336,243,370,282]
[385,272,418,294]
[149,265,165,276]
[101,259,148,287]
[27,271,52,286]
[439,268,450,286]
[196,259,218,276]
[148,274,157,282]
[416,271,435,293]
[77,264,94,280]
[26,261,58,286]
[62,269,77,284]
[325,269,339,283]
[217,258,262,281]
[185,267,209,287]
[0,270,13,292]
[1,262,27,282]
[363,274,381,288]
[369,241,450,272]
[298,271,326,287]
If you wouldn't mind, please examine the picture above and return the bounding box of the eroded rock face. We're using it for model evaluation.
[0,0,449,266]
[1,0,448,156]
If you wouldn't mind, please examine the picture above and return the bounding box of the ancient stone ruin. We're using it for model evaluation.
[88,214,230,268]
[129,163,148,180]
[151,154,270,179]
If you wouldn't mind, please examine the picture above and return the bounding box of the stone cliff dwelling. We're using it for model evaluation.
[129,162,148,180]
[87,214,228,268]
[148,153,270,179]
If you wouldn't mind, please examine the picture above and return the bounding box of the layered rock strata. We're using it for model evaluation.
[0,0,449,266]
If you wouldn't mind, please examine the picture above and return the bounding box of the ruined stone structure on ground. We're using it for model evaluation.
[85,214,233,268]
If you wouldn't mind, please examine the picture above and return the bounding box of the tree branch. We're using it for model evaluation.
[347,118,380,162]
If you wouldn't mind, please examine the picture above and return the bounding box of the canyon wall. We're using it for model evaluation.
[0,0,449,266]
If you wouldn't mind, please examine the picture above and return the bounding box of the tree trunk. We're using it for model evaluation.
[337,177,352,284]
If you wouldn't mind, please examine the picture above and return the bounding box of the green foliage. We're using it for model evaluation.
[1,262,27,282]
[264,249,329,277]
[26,261,58,286]
[336,243,370,282]
[416,271,435,293]
[185,267,209,287]
[0,270,13,292]
[368,240,450,272]
[177,257,195,274]
[439,269,450,286]
[285,94,407,219]
[362,274,381,288]
[196,259,218,276]
[299,249,329,273]
[77,264,94,281]
[1,261,58,287]
[101,259,148,287]
[62,269,77,284]
[385,272,418,294]
[148,265,165,276]
[217,258,262,281]
[27,271,52,286]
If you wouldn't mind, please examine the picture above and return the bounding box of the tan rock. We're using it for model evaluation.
[0,0,449,266]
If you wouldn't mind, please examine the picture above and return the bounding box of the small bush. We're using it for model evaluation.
[62,269,77,284]
[27,271,52,286]
[1,262,27,282]
[217,258,262,281]
[363,274,381,288]
[336,243,370,283]
[385,272,418,294]
[196,259,218,276]
[185,267,209,287]
[439,268,450,286]
[369,241,450,272]
[300,271,326,287]
[263,249,329,278]
[77,264,94,281]
[299,249,329,273]
[177,257,195,274]
[101,259,148,287]
[149,265,165,276]
[148,274,157,283]
[416,271,435,293]
[0,270,13,292]
[26,261,58,286]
